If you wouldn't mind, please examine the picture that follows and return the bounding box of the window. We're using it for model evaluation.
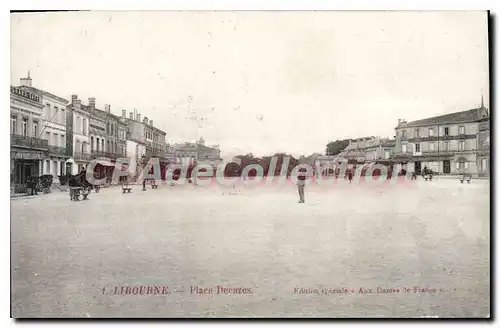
[429,142,435,151]
[45,131,50,141]
[76,117,81,134]
[401,130,406,139]
[459,141,465,151]
[11,117,16,134]
[459,126,465,135]
[96,138,100,152]
[60,108,65,125]
[83,119,87,135]
[53,133,58,147]
[384,151,390,159]
[61,135,65,147]
[402,144,407,154]
[415,129,420,138]
[91,137,94,152]
[415,143,421,152]
[107,140,110,152]
[32,122,38,138]
[444,127,449,136]
[46,104,51,119]
[443,141,449,151]
[482,158,487,172]
[429,128,434,137]
[22,118,27,137]
[54,106,58,121]
[102,139,104,152]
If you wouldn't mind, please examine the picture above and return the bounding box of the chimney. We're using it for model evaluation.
[136,113,141,122]
[20,71,32,87]
[71,95,78,105]
[88,97,96,110]
[129,112,134,120]
[143,116,148,124]
[105,104,111,113]
[149,120,153,126]
[74,99,81,110]
[122,109,126,118]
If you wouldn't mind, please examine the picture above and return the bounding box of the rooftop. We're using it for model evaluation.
[399,107,489,128]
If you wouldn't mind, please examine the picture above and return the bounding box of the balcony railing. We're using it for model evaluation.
[91,150,125,160]
[47,145,67,157]
[74,152,93,161]
[11,134,48,150]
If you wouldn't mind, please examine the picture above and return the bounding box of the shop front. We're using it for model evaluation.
[11,149,45,193]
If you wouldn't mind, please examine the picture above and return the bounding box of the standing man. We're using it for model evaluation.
[297,167,307,203]
[347,167,353,183]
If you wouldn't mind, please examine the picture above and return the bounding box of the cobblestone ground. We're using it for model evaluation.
[11,178,490,318]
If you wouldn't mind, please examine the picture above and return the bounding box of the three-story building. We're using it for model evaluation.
[392,106,490,175]
[18,73,70,180]
[66,95,91,174]
[10,85,46,192]
[123,110,168,179]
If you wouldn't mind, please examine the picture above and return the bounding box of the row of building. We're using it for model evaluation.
[315,102,490,177]
[10,73,222,192]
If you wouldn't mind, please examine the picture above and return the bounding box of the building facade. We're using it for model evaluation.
[10,85,46,192]
[339,137,395,163]
[82,99,129,183]
[172,137,222,167]
[476,119,490,177]
[66,95,91,174]
[122,110,168,179]
[18,73,70,180]
[392,106,490,176]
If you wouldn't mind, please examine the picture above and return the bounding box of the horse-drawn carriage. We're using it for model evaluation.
[460,173,472,184]
[24,175,53,195]
[68,171,93,201]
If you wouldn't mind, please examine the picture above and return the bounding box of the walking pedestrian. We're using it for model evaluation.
[297,167,306,203]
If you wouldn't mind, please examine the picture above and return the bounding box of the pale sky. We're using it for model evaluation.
[10,11,489,157]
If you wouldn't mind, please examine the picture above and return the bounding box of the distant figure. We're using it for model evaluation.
[347,169,353,183]
[297,168,306,203]
[423,166,429,175]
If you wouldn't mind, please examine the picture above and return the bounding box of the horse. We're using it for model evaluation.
[68,171,93,201]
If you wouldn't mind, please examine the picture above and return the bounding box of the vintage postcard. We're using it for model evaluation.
[10,10,490,318]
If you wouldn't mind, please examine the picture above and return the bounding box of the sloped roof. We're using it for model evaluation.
[401,107,489,128]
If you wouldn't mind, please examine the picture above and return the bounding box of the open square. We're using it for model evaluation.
[11,179,490,318]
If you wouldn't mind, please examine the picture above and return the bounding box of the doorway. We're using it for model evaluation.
[443,160,451,174]
[414,161,421,175]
